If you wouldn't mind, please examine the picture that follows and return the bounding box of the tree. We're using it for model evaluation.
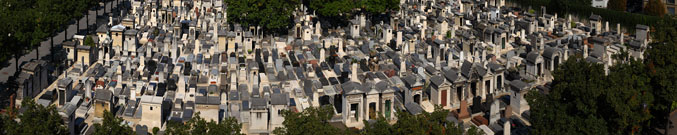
[273,105,346,135]
[84,36,96,47]
[526,56,610,134]
[361,116,394,135]
[152,127,159,135]
[362,105,482,135]
[527,55,658,134]
[207,116,244,134]
[92,110,134,135]
[164,112,244,135]
[644,0,666,16]
[225,0,299,34]
[607,0,627,12]
[3,100,68,135]
[645,42,677,134]
[602,56,653,134]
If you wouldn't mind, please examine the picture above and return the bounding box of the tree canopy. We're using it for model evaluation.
[274,105,484,135]
[526,55,654,134]
[92,110,134,135]
[0,0,98,64]
[528,17,677,134]
[644,0,666,16]
[224,0,300,34]
[2,100,68,135]
[164,112,244,135]
[272,105,346,135]
[607,0,627,12]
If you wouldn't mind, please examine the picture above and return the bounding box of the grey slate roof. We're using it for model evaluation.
[341,81,365,95]
[430,75,446,89]
[94,89,113,101]
[250,98,267,109]
[405,102,423,115]
[526,52,540,64]
[270,93,289,105]
[58,77,73,88]
[510,80,529,92]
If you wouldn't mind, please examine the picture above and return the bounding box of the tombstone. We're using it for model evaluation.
[427,45,432,59]
[396,31,403,47]
[400,58,406,75]
[458,100,470,119]
[504,120,511,135]
[447,50,454,68]
[435,50,441,69]
[319,49,326,63]
[489,100,500,124]
[504,105,512,118]
[351,63,359,82]
[338,39,344,54]
[472,96,484,113]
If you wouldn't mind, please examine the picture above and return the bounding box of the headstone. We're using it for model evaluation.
[427,45,432,59]
[396,31,403,47]
[504,105,513,118]
[459,100,470,119]
[320,49,325,63]
[400,58,406,75]
[490,100,500,124]
[504,120,511,135]
[351,63,359,82]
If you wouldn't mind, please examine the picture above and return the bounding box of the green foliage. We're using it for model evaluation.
[224,0,300,34]
[165,112,244,135]
[273,105,346,135]
[84,36,96,47]
[152,127,160,135]
[526,56,611,134]
[645,40,677,132]
[0,0,99,65]
[361,106,482,135]
[92,110,134,135]
[528,55,656,134]
[644,0,666,16]
[310,0,356,17]
[607,0,627,12]
[3,100,68,135]
[510,0,663,31]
